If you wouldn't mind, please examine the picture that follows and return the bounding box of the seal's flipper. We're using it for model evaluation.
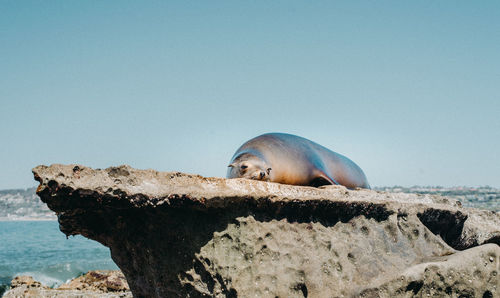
[310,172,339,187]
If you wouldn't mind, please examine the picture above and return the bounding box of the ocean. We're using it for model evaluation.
[0,220,118,296]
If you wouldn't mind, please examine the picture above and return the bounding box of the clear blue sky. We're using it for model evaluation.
[1,1,499,189]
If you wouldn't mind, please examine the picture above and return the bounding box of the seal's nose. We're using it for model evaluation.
[259,171,265,179]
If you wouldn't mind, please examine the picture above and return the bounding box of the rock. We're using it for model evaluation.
[9,275,48,290]
[3,270,131,298]
[360,244,498,297]
[32,164,500,297]
[57,270,130,292]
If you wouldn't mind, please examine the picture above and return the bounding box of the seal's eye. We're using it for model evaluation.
[241,165,248,169]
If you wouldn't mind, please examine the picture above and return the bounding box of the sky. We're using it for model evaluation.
[1,1,499,189]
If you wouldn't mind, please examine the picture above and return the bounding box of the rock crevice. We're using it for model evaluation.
[33,164,499,297]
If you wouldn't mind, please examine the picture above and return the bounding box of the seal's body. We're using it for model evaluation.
[227,133,370,189]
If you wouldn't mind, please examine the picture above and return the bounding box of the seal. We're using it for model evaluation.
[227,133,370,189]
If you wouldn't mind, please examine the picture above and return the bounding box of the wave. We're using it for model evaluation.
[16,262,88,288]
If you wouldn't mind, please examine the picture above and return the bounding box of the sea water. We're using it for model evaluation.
[0,220,118,295]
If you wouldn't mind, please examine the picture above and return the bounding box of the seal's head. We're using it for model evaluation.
[227,153,272,181]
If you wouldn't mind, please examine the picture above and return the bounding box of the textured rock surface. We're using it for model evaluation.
[57,270,129,293]
[360,244,498,297]
[32,164,499,297]
[3,271,131,298]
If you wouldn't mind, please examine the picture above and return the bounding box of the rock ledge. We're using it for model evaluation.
[32,164,499,297]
